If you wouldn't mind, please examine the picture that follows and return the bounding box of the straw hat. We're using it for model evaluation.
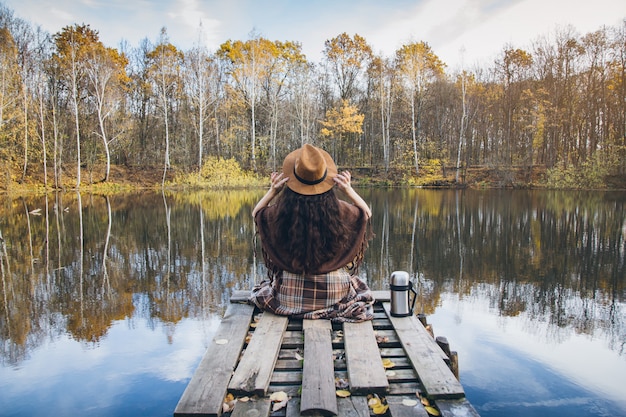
[282,144,337,195]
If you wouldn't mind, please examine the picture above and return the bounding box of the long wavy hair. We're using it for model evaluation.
[267,187,352,273]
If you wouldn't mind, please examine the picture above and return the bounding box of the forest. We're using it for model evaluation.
[0,3,625,190]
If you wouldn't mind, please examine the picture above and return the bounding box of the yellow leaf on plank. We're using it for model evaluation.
[425,405,440,416]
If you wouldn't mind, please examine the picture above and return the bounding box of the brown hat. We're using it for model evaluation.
[282,144,337,195]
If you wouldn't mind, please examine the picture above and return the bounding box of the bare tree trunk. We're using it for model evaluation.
[38,83,48,189]
[456,70,467,183]
[411,98,419,175]
[71,49,81,188]
[21,89,28,182]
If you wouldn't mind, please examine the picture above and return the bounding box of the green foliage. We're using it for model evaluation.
[171,156,264,188]
[545,155,610,189]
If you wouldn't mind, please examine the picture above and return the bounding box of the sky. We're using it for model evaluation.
[3,0,625,70]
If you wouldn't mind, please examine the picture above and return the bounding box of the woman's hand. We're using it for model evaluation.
[253,172,288,217]
[334,171,371,219]
[333,170,353,191]
[269,171,289,193]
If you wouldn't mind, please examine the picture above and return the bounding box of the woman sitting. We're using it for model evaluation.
[249,144,374,322]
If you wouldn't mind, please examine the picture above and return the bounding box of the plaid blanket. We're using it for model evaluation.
[249,269,374,322]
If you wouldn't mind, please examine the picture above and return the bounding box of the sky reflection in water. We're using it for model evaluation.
[431,293,626,417]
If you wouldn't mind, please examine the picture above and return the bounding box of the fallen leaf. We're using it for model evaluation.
[272,399,288,412]
[368,397,381,407]
[269,391,288,402]
[238,396,250,402]
[335,377,349,389]
[420,396,430,406]
[382,358,395,368]
[372,403,389,415]
[425,405,440,416]
[385,370,396,377]
[336,390,351,398]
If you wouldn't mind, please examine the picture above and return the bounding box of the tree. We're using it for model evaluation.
[217,33,265,169]
[52,24,100,188]
[319,99,364,164]
[323,33,372,101]
[368,55,395,172]
[259,39,305,170]
[0,26,21,174]
[289,60,317,148]
[84,41,129,182]
[184,42,218,175]
[147,28,183,187]
[495,47,533,165]
[395,41,445,174]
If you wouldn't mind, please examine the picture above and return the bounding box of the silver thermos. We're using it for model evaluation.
[390,271,417,317]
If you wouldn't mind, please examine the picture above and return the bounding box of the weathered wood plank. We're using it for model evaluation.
[300,320,338,416]
[372,290,390,302]
[343,320,389,394]
[337,396,370,417]
[228,312,289,396]
[230,290,250,303]
[174,303,255,417]
[230,398,272,417]
[382,303,465,400]
[436,398,481,417]
[387,397,430,417]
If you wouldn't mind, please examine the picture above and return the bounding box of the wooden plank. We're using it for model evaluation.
[382,303,465,400]
[337,396,370,417]
[387,397,430,417]
[228,312,289,396]
[174,303,255,417]
[230,398,272,417]
[300,320,338,416]
[230,289,250,303]
[436,398,481,417]
[343,320,389,394]
[372,290,390,302]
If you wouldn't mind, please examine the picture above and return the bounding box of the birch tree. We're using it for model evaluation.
[395,41,445,174]
[323,32,372,101]
[84,41,128,182]
[52,24,99,188]
[147,28,183,187]
[184,42,218,174]
[217,33,264,169]
[260,39,305,170]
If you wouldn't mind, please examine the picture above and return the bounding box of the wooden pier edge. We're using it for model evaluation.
[174,289,480,417]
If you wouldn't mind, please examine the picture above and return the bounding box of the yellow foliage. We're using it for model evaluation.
[170,157,264,189]
[319,99,364,139]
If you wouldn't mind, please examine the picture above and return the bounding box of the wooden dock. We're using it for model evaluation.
[174,290,480,417]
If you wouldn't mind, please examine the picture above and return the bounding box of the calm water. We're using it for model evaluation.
[0,189,624,417]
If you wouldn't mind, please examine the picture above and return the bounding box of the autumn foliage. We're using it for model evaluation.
[0,3,624,190]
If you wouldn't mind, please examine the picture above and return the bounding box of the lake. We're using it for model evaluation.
[0,188,624,417]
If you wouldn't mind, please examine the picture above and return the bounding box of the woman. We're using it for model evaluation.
[249,144,374,322]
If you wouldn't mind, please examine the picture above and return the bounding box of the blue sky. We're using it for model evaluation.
[3,0,625,70]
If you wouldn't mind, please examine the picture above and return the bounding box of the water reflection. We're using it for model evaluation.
[0,189,624,416]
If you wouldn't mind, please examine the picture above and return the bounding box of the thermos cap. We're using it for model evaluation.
[390,271,410,286]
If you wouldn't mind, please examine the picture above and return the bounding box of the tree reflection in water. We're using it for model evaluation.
[0,189,624,414]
